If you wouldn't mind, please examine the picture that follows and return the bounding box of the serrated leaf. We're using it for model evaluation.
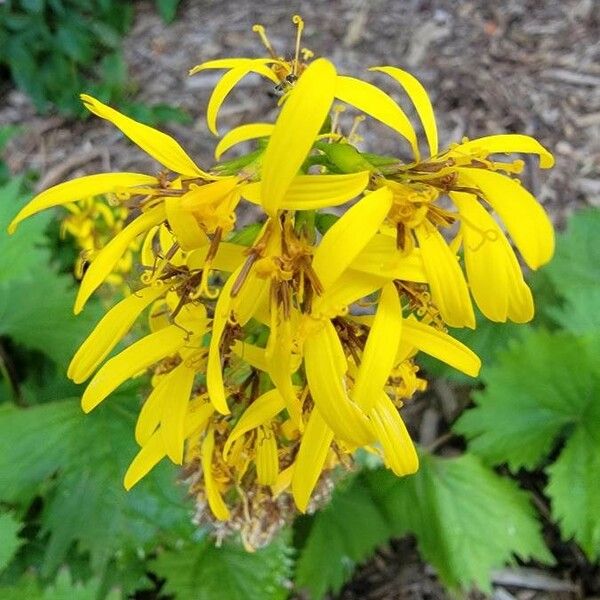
[0,397,193,575]
[294,474,391,599]
[546,421,600,559]
[0,512,23,572]
[544,207,600,292]
[43,568,121,600]
[547,287,600,335]
[369,454,551,591]
[0,272,103,367]
[0,178,53,284]
[0,574,41,600]
[151,534,293,600]
[454,331,600,470]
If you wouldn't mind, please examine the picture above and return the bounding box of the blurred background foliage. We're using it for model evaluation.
[1,1,600,599]
[0,0,190,124]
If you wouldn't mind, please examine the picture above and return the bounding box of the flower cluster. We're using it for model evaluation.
[9,17,554,548]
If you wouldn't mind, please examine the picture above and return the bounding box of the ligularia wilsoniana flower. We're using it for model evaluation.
[8,15,554,548]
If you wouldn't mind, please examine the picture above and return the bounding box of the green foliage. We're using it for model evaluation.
[0,397,193,576]
[370,454,551,591]
[0,512,23,572]
[294,474,391,598]
[455,331,600,559]
[0,0,134,115]
[543,208,600,293]
[0,1,189,119]
[151,534,294,600]
[154,0,182,24]
[0,178,102,368]
[0,569,121,600]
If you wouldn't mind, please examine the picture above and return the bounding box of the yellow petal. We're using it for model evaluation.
[230,268,271,326]
[399,317,481,377]
[271,464,294,498]
[207,63,280,135]
[369,393,418,476]
[68,284,166,384]
[370,66,438,157]
[222,388,285,458]
[351,234,427,283]
[75,204,165,314]
[8,173,157,234]
[160,363,196,464]
[414,221,475,328]
[353,283,403,411]
[456,168,554,269]
[201,427,231,521]
[312,186,393,291]
[452,191,533,323]
[165,196,207,251]
[123,429,166,490]
[261,58,337,216]
[231,341,271,372]
[187,241,246,274]
[292,407,334,513]
[80,324,188,413]
[243,171,370,210]
[179,178,239,211]
[335,75,419,159]
[135,370,172,446]
[215,123,274,160]
[189,57,281,76]
[255,426,279,486]
[304,320,373,446]
[80,94,208,177]
[313,268,389,319]
[124,402,213,490]
[206,268,240,415]
[452,134,554,168]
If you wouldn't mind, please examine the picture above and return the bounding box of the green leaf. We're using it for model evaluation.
[294,474,391,599]
[0,574,41,600]
[0,272,103,368]
[547,287,600,335]
[154,0,181,23]
[0,512,23,572]
[151,534,293,600]
[546,426,600,560]
[42,568,121,600]
[0,178,53,284]
[544,207,600,293]
[369,453,551,591]
[0,397,194,575]
[454,331,600,470]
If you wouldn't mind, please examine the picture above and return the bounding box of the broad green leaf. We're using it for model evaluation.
[151,534,293,600]
[0,574,41,600]
[0,397,193,575]
[454,331,600,470]
[0,512,23,572]
[0,273,103,368]
[544,208,600,293]
[368,453,551,591]
[294,474,391,599]
[0,178,53,284]
[547,287,600,335]
[42,568,121,600]
[546,419,600,560]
